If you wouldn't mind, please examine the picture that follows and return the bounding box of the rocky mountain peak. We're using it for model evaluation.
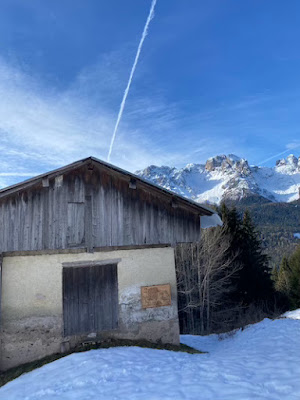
[205,154,250,175]
[275,154,299,171]
[205,155,226,171]
[138,165,174,179]
[136,154,300,205]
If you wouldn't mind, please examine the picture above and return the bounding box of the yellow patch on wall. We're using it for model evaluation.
[141,284,171,309]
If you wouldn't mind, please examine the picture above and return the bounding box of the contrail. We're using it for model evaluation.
[258,143,300,166]
[107,0,157,162]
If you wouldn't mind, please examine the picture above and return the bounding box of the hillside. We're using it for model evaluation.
[1,310,299,399]
[234,199,300,267]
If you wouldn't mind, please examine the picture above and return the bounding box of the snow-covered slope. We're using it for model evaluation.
[1,311,299,400]
[136,154,300,205]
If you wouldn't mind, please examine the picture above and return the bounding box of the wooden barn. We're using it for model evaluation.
[0,157,221,371]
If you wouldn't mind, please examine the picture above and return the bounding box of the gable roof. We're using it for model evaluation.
[0,156,215,216]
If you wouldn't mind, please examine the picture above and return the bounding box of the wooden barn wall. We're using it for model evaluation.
[0,166,201,252]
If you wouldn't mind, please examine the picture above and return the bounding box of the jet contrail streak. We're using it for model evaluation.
[259,144,300,166]
[107,0,157,162]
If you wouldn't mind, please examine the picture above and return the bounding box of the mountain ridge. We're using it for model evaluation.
[136,154,300,205]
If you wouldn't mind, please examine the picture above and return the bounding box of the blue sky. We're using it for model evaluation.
[0,0,300,187]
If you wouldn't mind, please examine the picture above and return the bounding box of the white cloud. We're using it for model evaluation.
[0,55,176,177]
[0,53,248,188]
[0,56,192,178]
[286,141,300,150]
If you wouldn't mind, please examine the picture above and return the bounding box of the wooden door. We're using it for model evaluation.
[63,263,118,336]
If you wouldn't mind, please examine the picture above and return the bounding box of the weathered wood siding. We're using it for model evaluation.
[0,164,201,252]
[0,255,2,324]
[63,263,118,336]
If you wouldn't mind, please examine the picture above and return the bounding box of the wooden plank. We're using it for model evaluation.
[63,267,70,336]
[100,264,111,330]
[135,189,142,245]
[152,201,159,244]
[48,181,54,250]
[110,177,119,246]
[72,267,79,335]
[53,184,60,249]
[122,187,131,246]
[94,263,104,331]
[105,264,118,330]
[0,204,3,252]
[11,199,18,251]
[95,171,112,248]
[117,187,124,245]
[0,254,3,326]
[105,265,114,329]
[104,181,111,248]
[110,264,119,329]
[42,188,49,249]
[88,266,96,332]
[30,193,36,250]
[98,185,107,247]
[25,193,32,250]
[84,195,93,252]
[36,191,43,249]
[78,266,89,334]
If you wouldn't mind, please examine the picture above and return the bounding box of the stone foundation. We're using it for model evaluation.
[0,316,62,371]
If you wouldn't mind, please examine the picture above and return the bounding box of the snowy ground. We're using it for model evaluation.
[1,310,300,400]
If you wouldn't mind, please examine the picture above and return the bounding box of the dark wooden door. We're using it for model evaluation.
[63,263,118,336]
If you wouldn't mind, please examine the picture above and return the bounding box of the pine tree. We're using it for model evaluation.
[218,204,274,306]
[239,210,272,304]
[275,256,291,295]
[271,265,279,283]
[275,248,300,309]
[288,246,300,308]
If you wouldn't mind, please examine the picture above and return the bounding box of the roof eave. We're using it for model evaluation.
[0,156,215,216]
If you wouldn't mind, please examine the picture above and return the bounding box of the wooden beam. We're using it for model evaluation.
[87,163,94,171]
[3,243,171,257]
[129,178,137,189]
[171,198,178,208]
[55,175,63,188]
[62,258,121,268]
[42,178,49,187]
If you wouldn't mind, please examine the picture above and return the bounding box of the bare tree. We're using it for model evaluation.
[176,227,240,334]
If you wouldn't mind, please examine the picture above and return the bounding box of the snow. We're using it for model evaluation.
[137,154,300,205]
[283,309,300,319]
[294,233,300,239]
[1,311,300,400]
[227,154,243,162]
[254,166,300,203]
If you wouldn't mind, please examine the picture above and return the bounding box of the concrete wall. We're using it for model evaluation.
[0,246,179,371]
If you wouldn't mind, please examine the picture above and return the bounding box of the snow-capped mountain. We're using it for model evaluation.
[136,154,300,205]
